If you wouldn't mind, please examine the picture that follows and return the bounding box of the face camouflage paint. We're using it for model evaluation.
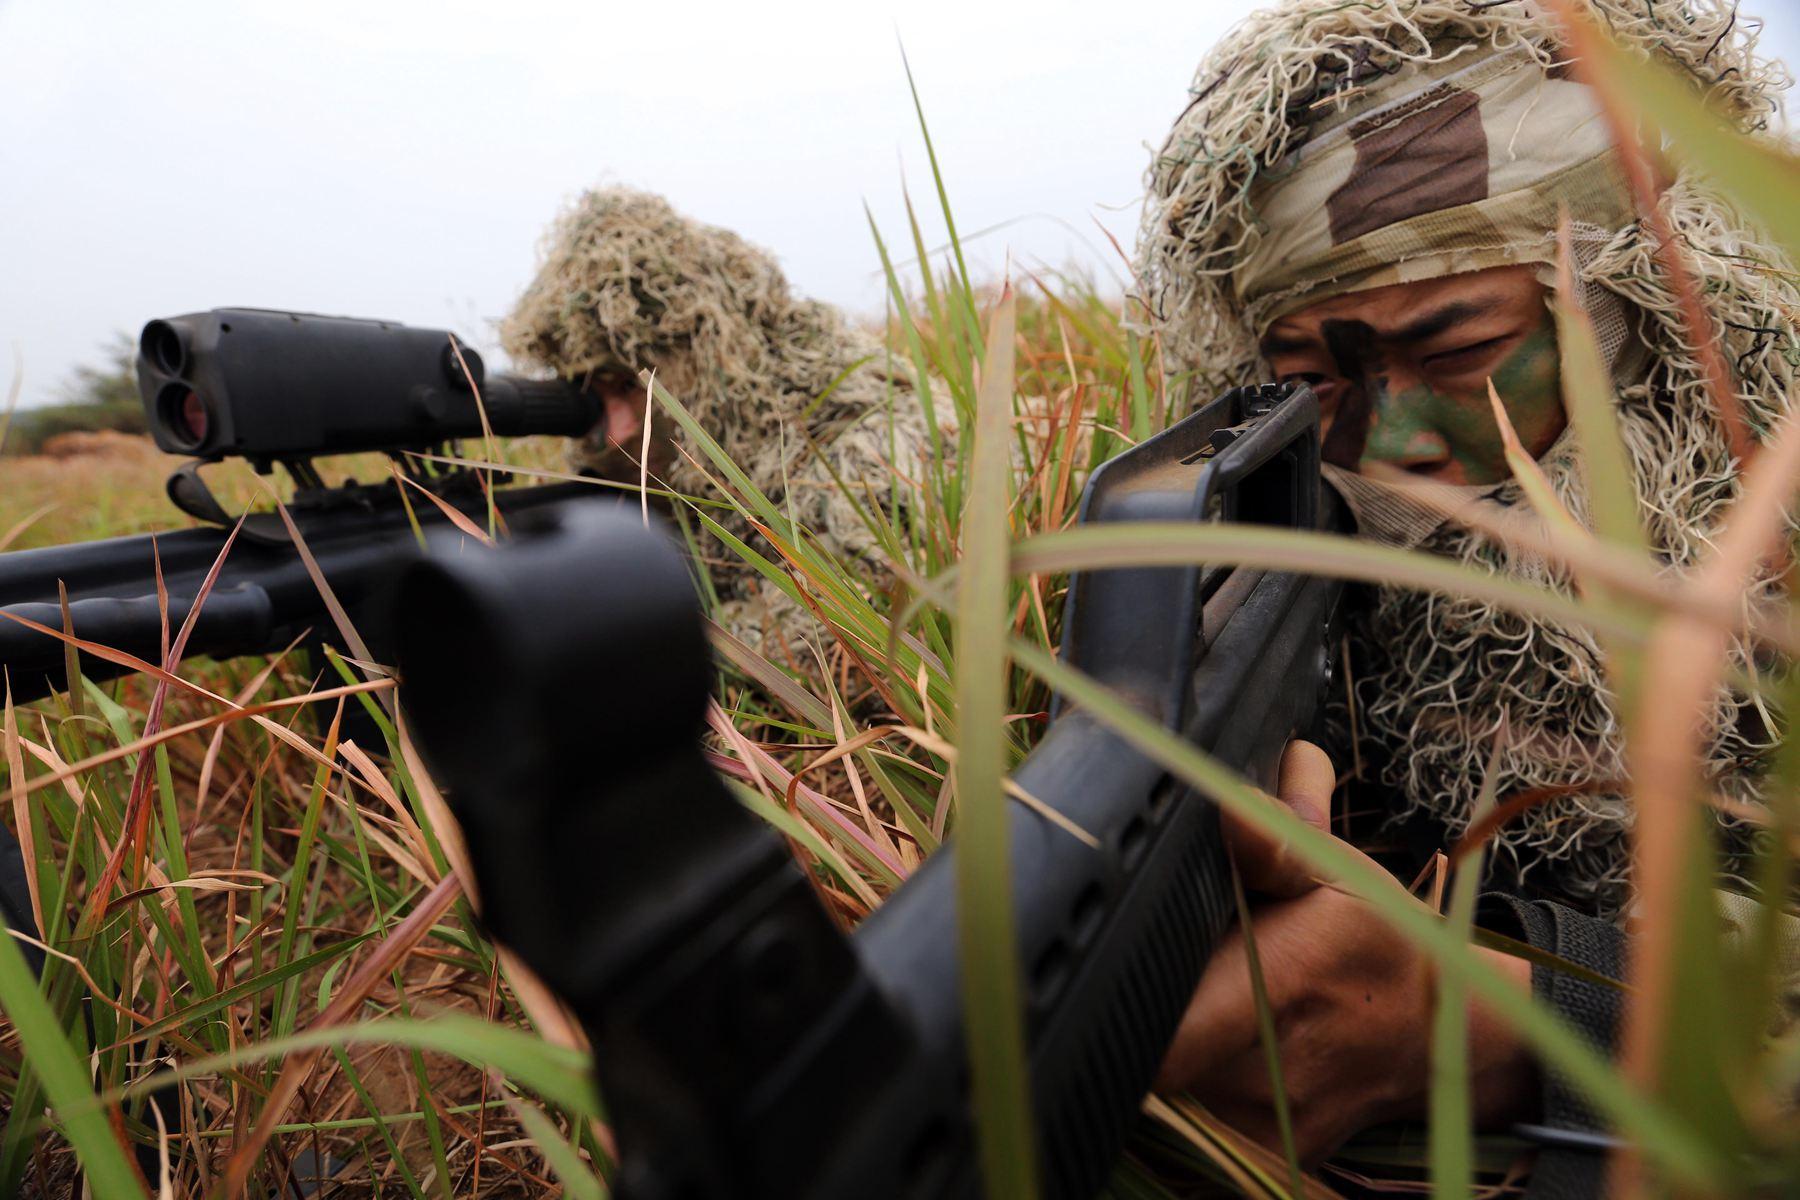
[1317,310,1563,484]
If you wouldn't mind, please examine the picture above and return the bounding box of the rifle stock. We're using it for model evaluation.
[393,381,1347,1198]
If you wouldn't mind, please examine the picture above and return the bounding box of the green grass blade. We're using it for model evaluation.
[0,912,145,1198]
[274,745,337,1037]
[897,41,978,334]
[1430,737,1502,1199]
[1653,814,1753,1157]
[1552,228,1649,560]
[121,930,377,1048]
[510,1096,606,1200]
[953,286,1040,1197]
[1739,668,1800,1066]
[101,1014,600,1120]
[867,205,953,507]
[901,186,970,398]
[330,1047,428,1197]
[1125,331,1153,443]
[1227,860,1303,1199]
[407,1038,456,1200]
[1578,31,1800,266]
[1005,523,1653,647]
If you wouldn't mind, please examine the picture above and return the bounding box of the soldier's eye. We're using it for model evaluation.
[1422,335,1510,371]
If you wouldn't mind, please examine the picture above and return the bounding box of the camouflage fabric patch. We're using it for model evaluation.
[1327,84,1487,242]
[1234,47,1625,329]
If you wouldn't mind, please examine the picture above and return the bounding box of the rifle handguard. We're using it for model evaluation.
[393,383,1346,1199]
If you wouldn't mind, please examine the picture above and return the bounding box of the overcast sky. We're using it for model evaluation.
[3,0,1796,409]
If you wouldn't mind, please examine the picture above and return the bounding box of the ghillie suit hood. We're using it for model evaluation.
[1136,0,1797,912]
[502,188,946,637]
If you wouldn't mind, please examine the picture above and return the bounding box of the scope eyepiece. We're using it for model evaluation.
[135,308,603,463]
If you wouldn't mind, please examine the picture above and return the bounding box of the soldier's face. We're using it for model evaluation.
[590,371,677,479]
[1259,265,1564,485]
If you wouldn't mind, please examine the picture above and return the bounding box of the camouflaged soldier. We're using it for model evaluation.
[1134,0,1800,1183]
[501,187,951,654]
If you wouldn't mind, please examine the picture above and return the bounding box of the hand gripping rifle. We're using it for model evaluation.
[392,381,1347,1199]
[0,307,608,706]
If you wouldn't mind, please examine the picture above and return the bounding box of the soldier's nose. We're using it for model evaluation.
[1361,406,1454,475]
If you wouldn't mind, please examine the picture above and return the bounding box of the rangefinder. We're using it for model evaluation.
[135,308,602,464]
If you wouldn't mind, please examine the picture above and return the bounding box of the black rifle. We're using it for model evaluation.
[1,307,606,705]
[392,381,1346,1200]
[0,309,609,1191]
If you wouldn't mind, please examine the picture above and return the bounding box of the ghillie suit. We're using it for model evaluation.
[1136,0,1798,916]
[502,187,951,651]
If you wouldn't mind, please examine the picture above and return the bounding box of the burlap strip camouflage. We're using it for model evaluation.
[502,187,953,654]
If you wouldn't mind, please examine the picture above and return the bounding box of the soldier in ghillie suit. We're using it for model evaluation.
[501,187,951,652]
[1140,0,1800,1183]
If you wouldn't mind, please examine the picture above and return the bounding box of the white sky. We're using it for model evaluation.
[3,0,1796,409]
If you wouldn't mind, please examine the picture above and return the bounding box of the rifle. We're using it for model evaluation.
[0,307,607,705]
[391,381,1347,1199]
[0,310,611,1143]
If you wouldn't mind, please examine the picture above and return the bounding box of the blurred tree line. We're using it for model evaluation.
[2,335,147,455]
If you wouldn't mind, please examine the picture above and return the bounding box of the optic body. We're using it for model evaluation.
[136,308,600,463]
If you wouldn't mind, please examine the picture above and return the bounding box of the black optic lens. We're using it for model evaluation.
[180,391,210,445]
[157,381,211,451]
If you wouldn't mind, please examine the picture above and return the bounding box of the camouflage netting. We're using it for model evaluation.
[502,187,952,645]
[1135,0,1799,912]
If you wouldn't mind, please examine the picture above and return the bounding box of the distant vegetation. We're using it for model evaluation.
[1,334,147,455]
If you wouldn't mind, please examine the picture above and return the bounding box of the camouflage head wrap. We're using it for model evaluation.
[1232,44,1632,327]
[1136,0,1798,912]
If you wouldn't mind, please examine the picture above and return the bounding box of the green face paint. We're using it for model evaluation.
[1353,315,1564,485]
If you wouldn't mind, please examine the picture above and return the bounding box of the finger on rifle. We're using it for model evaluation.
[1223,739,1335,898]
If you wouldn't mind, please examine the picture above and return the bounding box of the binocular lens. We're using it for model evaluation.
[180,391,210,446]
[156,383,211,450]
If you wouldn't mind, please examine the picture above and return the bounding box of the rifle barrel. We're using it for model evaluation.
[0,481,601,704]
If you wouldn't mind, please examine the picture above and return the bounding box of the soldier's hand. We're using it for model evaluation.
[1154,740,1536,1164]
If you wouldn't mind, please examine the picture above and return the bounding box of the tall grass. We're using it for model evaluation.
[1,17,1798,1198]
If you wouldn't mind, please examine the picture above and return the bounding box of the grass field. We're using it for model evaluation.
[4,16,1800,1198]
[1,434,229,551]
[0,277,1189,1198]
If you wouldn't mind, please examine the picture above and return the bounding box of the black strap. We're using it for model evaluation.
[1478,893,1627,1199]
